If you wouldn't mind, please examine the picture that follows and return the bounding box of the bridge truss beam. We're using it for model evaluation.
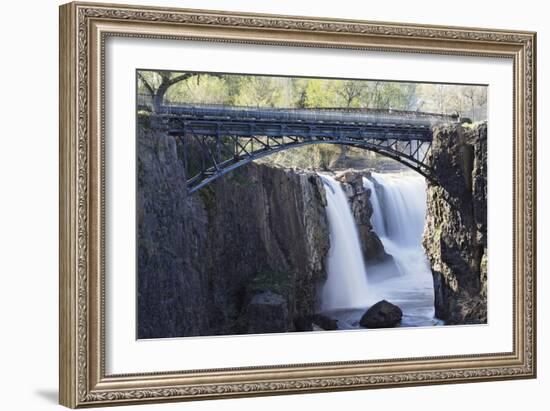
[168,120,435,194]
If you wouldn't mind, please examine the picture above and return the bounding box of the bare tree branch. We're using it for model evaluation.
[168,73,195,86]
[137,72,155,95]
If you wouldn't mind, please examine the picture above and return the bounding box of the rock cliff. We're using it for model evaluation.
[137,126,210,338]
[422,122,487,324]
[137,125,330,338]
[335,171,391,264]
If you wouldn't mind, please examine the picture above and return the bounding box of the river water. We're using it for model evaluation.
[320,171,441,329]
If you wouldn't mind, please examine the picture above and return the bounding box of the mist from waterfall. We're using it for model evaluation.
[319,175,370,311]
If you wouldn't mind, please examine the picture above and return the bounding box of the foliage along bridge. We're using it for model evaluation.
[159,104,459,194]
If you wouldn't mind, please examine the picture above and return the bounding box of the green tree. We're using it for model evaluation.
[334,80,365,108]
[303,79,332,108]
[166,74,229,105]
[138,71,205,112]
[291,78,308,108]
[234,76,281,107]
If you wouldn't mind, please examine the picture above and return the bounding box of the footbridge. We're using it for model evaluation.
[159,104,458,194]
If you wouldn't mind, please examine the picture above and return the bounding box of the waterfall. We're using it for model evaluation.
[319,175,370,311]
[319,171,437,328]
[368,173,426,247]
[362,177,386,237]
[364,172,431,279]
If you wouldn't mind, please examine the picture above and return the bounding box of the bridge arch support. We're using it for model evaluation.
[159,104,456,194]
[168,132,436,194]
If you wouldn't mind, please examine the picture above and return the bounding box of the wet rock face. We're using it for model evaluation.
[335,171,391,263]
[359,300,403,328]
[422,123,487,324]
[137,126,330,338]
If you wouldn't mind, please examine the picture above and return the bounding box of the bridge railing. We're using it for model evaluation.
[154,102,458,126]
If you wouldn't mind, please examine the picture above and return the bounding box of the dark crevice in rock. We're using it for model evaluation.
[335,170,396,269]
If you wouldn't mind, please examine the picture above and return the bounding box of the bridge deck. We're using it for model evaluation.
[159,103,457,130]
[154,104,456,193]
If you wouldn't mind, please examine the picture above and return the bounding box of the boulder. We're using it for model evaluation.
[311,314,338,330]
[359,300,403,328]
[293,316,314,332]
[293,314,338,331]
[245,291,290,334]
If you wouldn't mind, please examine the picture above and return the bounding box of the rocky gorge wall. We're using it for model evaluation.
[422,122,488,324]
[137,126,209,338]
[137,124,330,338]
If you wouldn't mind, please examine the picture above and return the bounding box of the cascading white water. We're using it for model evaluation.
[368,173,427,247]
[319,175,370,311]
[362,177,386,237]
[363,173,431,280]
[362,171,437,327]
[319,171,438,328]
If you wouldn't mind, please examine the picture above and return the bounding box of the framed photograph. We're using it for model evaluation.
[59,1,537,408]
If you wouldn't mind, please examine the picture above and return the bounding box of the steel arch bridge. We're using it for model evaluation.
[161,104,458,194]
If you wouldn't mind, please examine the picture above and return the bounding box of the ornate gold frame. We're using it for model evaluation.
[59,1,537,408]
